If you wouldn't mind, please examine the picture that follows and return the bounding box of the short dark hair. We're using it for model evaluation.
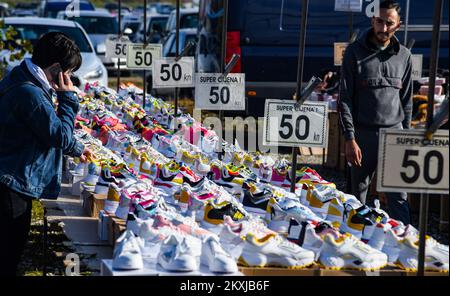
[380,0,401,16]
[31,32,82,72]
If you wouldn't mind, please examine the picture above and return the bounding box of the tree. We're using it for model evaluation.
[0,19,33,79]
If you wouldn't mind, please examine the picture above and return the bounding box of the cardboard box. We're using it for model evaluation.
[238,266,320,276]
[111,217,126,248]
[97,210,111,242]
[325,112,345,171]
[92,194,106,218]
[82,189,94,217]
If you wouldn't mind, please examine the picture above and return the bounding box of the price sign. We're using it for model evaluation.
[377,129,449,194]
[334,42,349,66]
[411,54,423,81]
[335,0,363,12]
[126,44,162,69]
[195,73,245,110]
[105,35,130,59]
[152,57,195,88]
[263,100,328,148]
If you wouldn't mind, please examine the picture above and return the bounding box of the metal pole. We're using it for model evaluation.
[143,0,147,109]
[218,0,229,160]
[116,0,122,92]
[418,0,443,277]
[404,0,410,46]
[43,206,47,276]
[174,0,180,117]
[290,0,309,193]
[348,12,353,40]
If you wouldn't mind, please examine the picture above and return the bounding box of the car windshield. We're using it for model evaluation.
[148,18,168,33]
[7,24,93,52]
[181,14,198,29]
[68,16,118,34]
[124,22,140,33]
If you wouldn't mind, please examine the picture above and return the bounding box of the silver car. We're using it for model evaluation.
[1,17,108,86]
[56,10,126,72]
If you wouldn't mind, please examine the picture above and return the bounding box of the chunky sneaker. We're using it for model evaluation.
[297,167,336,189]
[214,164,247,195]
[139,153,157,180]
[153,161,183,198]
[319,233,388,271]
[202,201,247,234]
[82,162,101,187]
[157,234,200,272]
[306,185,338,219]
[240,183,272,216]
[396,235,449,272]
[381,224,420,264]
[287,220,340,260]
[201,235,238,273]
[112,230,144,270]
[239,232,315,269]
[104,183,121,214]
[193,156,211,176]
[340,204,377,239]
[266,197,322,233]
[95,164,118,194]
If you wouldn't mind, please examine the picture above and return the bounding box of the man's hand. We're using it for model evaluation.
[52,72,76,92]
[345,139,362,167]
[80,147,93,163]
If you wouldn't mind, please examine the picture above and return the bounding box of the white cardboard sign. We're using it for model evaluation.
[263,100,328,148]
[195,73,245,110]
[152,57,195,88]
[377,129,449,194]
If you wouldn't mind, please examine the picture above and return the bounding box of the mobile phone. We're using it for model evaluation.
[48,63,63,85]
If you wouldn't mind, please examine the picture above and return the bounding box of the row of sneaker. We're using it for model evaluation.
[73,82,448,273]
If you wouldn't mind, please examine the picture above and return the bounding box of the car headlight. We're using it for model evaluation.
[83,66,104,80]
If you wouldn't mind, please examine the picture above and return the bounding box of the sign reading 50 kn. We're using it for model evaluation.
[195,73,245,110]
[263,100,328,148]
[377,129,449,194]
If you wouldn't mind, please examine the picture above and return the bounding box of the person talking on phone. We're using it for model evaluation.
[0,32,91,275]
[338,0,412,225]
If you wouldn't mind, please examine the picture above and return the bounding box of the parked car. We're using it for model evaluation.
[196,0,449,116]
[10,2,39,17]
[135,13,169,43]
[164,7,199,37]
[104,2,132,16]
[148,28,198,97]
[121,14,142,42]
[38,0,95,18]
[1,17,108,87]
[56,10,125,73]
[150,2,175,15]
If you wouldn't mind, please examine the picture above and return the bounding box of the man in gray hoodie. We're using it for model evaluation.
[338,0,412,224]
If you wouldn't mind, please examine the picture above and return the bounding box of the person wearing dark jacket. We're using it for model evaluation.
[338,0,412,224]
[0,32,90,275]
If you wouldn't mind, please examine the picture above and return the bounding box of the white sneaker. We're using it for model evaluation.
[201,236,238,273]
[381,224,418,263]
[157,234,200,272]
[319,233,388,271]
[397,235,449,272]
[239,232,315,268]
[112,230,144,270]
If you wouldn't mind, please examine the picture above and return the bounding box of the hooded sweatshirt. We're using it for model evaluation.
[338,28,413,141]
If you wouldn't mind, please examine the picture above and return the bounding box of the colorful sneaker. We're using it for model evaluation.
[396,235,449,272]
[201,235,238,273]
[157,234,200,272]
[266,197,323,233]
[239,232,315,268]
[104,183,121,214]
[202,201,247,234]
[112,230,144,270]
[306,185,338,219]
[319,233,388,271]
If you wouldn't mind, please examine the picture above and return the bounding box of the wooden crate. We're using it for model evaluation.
[238,265,448,276]
[324,111,345,170]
